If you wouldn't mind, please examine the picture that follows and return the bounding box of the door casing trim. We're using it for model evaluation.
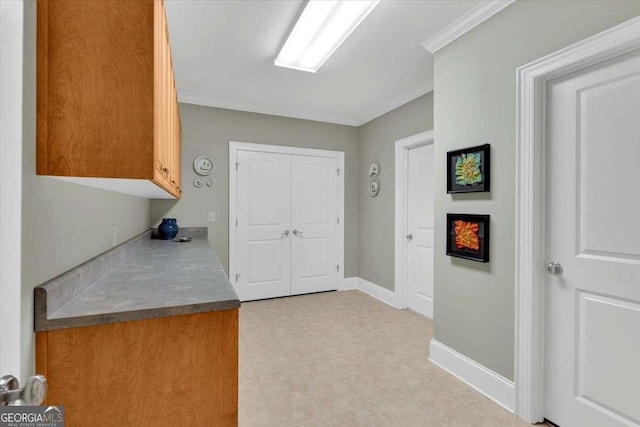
[229,141,346,297]
[394,130,434,316]
[0,0,24,377]
[514,16,640,423]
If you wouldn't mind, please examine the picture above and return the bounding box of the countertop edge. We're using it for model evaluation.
[35,299,241,332]
[34,227,241,332]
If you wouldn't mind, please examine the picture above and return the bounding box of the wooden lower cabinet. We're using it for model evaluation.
[36,310,238,426]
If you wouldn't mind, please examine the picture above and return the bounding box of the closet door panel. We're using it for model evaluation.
[235,151,291,301]
[291,155,339,295]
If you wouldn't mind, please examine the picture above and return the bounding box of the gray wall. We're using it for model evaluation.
[151,104,360,277]
[21,1,151,379]
[358,93,434,290]
[433,0,640,380]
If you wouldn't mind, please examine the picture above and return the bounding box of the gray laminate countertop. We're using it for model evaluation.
[34,228,240,331]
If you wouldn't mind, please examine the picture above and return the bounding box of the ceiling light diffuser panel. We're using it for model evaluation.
[275,0,380,73]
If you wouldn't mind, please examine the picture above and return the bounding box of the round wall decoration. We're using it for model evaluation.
[193,155,214,176]
[368,178,379,197]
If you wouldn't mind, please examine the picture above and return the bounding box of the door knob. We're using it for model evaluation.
[0,375,47,406]
[281,230,289,238]
[292,229,303,237]
[406,233,413,241]
[546,262,563,275]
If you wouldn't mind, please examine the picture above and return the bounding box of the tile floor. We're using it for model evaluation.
[239,290,537,427]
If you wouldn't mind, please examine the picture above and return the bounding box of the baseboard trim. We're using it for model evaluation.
[341,277,400,308]
[342,277,359,291]
[422,295,434,319]
[429,339,515,413]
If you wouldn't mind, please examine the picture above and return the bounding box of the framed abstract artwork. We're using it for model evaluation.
[446,214,490,262]
[446,144,490,193]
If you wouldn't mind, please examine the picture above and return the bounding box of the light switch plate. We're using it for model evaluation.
[208,211,216,222]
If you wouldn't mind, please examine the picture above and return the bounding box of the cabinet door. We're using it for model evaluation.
[37,310,238,426]
[171,73,177,189]
[176,108,182,194]
[152,0,180,198]
[155,1,169,187]
[174,101,181,194]
[153,0,165,185]
[163,23,170,185]
[167,68,174,188]
[37,0,155,179]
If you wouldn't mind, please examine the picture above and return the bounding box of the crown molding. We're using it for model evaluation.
[179,78,434,128]
[178,93,360,126]
[422,0,516,54]
[358,78,434,126]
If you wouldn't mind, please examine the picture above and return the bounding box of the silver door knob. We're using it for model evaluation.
[280,230,289,238]
[406,233,413,241]
[0,375,47,406]
[292,229,303,237]
[546,262,563,275]
[21,376,48,405]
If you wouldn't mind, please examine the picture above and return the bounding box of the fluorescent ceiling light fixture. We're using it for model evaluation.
[275,0,380,73]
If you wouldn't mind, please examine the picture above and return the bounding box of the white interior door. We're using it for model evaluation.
[406,144,434,318]
[236,151,291,301]
[544,48,640,427]
[291,155,339,295]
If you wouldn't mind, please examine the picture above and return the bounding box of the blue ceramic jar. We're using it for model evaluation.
[158,218,179,240]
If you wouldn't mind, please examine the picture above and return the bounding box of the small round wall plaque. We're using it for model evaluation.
[368,178,379,197]
[193,155,214,176]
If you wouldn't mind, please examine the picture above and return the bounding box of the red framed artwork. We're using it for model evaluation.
[446,214,490,262]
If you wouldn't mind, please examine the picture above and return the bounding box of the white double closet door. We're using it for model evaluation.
[235,149,340,301]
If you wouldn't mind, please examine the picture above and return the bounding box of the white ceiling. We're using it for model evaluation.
[165,0,480,126]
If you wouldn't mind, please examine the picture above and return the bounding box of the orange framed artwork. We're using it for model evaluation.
[446,214,490,262]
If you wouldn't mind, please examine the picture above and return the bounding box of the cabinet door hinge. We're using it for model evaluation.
[337,217,340,224]
[336,265,340,272]
[336,168,340,176]
[236,162,239,170]
[235,274,240,282]
[236,218,238,227]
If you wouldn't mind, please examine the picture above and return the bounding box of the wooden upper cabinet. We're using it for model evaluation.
[37,0,181,199]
